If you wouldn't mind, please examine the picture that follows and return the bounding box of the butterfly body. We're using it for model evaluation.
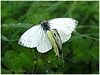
[47,29,62,56]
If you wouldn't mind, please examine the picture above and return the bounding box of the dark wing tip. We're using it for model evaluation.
[71,18,78,26]
[18,40,22,45]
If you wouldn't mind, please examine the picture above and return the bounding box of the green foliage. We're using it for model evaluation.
[1,1,99,74]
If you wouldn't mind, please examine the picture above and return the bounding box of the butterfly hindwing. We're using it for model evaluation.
[37,28,52,53]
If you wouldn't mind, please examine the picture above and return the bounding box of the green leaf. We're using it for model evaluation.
[1,35,9,41]
[1,66,13,74]
[1,51,23,74]
[92,71,99,74]
[36,66,54,74]
[2,50,35,74]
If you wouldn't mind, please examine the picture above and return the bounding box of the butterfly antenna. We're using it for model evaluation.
[59,54,76,63]
[57,54,65,69]
[61,53,65,68]
[58,52,65,68]
[63,56,77,63]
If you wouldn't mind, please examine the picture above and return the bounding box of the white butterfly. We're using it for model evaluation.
[18,18,78,56]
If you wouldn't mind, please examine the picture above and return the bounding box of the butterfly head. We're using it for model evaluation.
[41,20,50,30]
[41,20,48,26]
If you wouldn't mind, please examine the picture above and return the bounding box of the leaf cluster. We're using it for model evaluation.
[1,1,99,74]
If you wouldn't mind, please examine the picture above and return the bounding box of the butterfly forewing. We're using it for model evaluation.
[48,18,78,43]
[18,25,42,47]
[18,24,52,53]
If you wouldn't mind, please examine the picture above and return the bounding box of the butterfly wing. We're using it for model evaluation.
[48,18,78,43]
[57,29,71,43]
[18,24,42,47]
[18,24,52,53]
[37,28,52,53]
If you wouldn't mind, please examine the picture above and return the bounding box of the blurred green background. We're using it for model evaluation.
[1,1,99,74]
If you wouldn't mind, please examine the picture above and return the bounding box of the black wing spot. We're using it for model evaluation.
[75,21,78,25]
[71,18,78,25]
[54,33,56,36]
[22,43,24,45]
[19,41,22,44]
